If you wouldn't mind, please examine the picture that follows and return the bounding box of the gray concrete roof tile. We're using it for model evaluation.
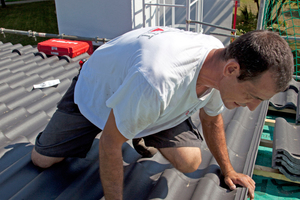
[269,89,298,110]
[0,43,22,51]
[273,160,300,182]
[269,79,300,111]
[272,117,300,182]
[6,88,44,110]
[287,78,300,93]
[274,155,300,174]
[0,59,12,67]
[273,118,300,164]
[11,62,38,74]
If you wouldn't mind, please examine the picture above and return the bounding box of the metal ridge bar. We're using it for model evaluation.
[282,36,300,41]
[0,28,110,43]
[210,32,238,38]
[144,3,185,8]
[186,20,236,32]
[256,0,266,30]
[190,0,198,7]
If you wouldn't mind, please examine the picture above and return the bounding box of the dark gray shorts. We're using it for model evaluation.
[35,76,203,158]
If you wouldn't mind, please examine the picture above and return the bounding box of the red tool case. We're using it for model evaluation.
[37,39,91,58]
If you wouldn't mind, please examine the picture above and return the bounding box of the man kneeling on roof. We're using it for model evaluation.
[31,27,294,200]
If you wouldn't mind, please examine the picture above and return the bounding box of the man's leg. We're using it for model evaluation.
[141,118,203,173]
[31,109,101,168]
[158,146,201,173]
[31,75,101,168]
[31,148,64,169]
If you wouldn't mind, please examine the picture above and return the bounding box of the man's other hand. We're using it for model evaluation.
[224,170,255,200]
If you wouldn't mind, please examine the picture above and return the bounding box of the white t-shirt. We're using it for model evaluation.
[74,27,225,139]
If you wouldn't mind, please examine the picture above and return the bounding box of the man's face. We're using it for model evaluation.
[219,70,277,111]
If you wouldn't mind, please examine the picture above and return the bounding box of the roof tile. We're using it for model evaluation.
[272,117,300,182]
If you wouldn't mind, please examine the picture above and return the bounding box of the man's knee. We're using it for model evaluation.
[173,155,202,173]
[31,147,64,169]
[159,147,202,173]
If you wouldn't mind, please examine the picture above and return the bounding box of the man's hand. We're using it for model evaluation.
[224,170,255,200]
[199,109,255,200]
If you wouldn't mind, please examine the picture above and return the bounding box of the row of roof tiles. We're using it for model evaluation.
[273,117,300,182]
[270,79,300,182]
[0,41,87,148]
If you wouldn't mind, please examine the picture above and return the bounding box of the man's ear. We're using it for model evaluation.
[223,59,240,77]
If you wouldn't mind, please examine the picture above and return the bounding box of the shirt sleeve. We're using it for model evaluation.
[106,71,162,139]
[203,89,225,116]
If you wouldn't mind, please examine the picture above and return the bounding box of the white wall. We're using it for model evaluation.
[55,0,232,45]
[55,0,133,41]
[202,0,233,45]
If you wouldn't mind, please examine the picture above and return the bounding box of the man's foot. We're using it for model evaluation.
[132,138,158,158]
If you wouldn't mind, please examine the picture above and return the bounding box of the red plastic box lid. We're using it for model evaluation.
[38,39,92,58]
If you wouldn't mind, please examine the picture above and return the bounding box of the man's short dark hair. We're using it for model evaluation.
[223,30,294,92]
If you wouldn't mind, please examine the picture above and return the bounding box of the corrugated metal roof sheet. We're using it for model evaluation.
[0,41,269,200]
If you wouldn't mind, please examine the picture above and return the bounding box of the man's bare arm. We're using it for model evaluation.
[199,108,255,200]
[99,110,128,200]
